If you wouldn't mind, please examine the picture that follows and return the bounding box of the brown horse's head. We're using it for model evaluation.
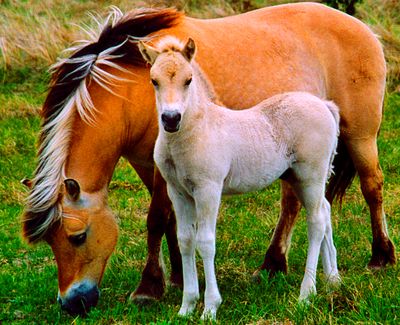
[22,179,118,316]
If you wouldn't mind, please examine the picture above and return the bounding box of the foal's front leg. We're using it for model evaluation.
[167,185,199,316]
[194,183,223,320]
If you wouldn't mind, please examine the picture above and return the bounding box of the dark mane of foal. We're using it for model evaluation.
[23,8,183,243]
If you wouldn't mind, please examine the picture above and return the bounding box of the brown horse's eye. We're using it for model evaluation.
[151,79,159,87]
[69,232,87,246]
[184,78,192,87]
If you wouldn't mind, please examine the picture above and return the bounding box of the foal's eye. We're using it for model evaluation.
[151,79,159,87]
[184,78,192,87]
[69,232,87,246]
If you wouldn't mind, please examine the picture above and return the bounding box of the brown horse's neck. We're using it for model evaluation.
[65,66,157,194]
[65,117,121,194]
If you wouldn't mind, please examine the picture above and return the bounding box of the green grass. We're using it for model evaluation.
[1,73,399,325]
[1,1,400,324]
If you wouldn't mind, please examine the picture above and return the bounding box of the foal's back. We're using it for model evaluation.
[218,92,339,194]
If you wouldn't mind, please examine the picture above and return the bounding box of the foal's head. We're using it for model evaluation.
[139,37,196,133]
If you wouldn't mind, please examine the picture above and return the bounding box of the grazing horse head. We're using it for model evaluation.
[52,180,118,315]
[21,8,182,316]
[22,177,118,315]
[139,38,197,133]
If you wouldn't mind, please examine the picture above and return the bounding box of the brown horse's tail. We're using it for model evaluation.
[326,139,357,205]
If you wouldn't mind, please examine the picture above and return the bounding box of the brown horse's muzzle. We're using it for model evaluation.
[58,281,100,316]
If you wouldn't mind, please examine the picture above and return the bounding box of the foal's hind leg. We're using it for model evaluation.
[320,198,340,285]
[346,137,396,268]
[254,180,301,278]
[292,181,329,300]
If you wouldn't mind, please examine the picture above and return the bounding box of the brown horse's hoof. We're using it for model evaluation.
[251,264,286,284]
[251,269,263,283]
[169,272,183,289]
[130,262,166,304]
[129,292,159,305]
[368,238,396,269]
[257,248,288,277]
[129,280,164,304]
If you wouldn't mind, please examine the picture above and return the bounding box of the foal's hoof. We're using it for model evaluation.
[326,273,341,293]
[368,239,396,270]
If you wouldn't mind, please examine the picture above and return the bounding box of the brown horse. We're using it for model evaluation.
[22,3,395,316]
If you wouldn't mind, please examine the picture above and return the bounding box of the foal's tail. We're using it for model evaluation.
[323,100,340,184]
[324,100,357,206]
[325,101,340,134]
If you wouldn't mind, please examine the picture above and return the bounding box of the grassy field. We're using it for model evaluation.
[1,0,400,324]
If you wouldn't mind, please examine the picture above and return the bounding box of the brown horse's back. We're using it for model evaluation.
[153,2,393,272]
[162,2,385,132]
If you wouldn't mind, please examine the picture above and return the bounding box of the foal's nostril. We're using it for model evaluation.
[161,111,181,124]
[161,111,181,132]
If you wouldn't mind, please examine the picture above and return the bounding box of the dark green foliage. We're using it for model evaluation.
[323,0,363,15]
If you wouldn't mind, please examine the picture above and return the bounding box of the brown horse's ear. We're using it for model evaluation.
[21,178,33,189]
[182,38,196,62]
[64,179,80,202]
[138,41,159,65]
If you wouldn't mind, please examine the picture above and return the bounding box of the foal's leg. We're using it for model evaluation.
[320,198,340,285]
[346,137,396,268]
[194,184,223,320]
[290,178,330,300]
[167,185,199,316]
[254,180,301,277]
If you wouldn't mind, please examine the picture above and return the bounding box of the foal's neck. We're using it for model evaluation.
[186,62,218,114]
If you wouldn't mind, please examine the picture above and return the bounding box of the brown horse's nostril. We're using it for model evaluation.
[59,283,99,316]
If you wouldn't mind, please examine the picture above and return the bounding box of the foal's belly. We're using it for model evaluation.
[222,156,289,195]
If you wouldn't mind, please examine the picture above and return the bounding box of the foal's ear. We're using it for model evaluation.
[138,41,159,65]
[182,38,196,62]
[64,179,81,202]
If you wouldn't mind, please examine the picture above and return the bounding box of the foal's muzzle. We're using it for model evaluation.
[161,111,181,133]
[58,282,100,316]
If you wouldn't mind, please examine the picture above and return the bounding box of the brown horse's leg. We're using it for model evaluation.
[127,163,164,301]
[130,165,182,301]
[346,138,396,268]
[254,180,302,278]
[164,202,183,288]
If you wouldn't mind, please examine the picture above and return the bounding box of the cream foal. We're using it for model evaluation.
[139,37,340,320]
